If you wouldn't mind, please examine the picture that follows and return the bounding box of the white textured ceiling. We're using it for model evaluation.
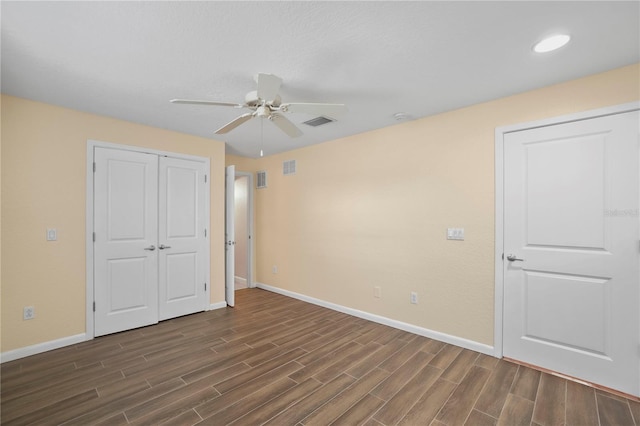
[2,1,638,158]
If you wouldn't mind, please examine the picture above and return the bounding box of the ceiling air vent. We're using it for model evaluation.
[256,170,267,189]
[302,116,335,127]
[283,160,296,176]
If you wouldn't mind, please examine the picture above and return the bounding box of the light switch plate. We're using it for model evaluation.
[447,228,464,240]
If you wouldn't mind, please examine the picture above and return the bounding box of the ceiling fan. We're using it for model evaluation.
[171,73,347,138]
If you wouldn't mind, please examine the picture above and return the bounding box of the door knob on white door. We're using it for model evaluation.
[144,245,156,251]
[158,244,171,250]
[506,254,524,262]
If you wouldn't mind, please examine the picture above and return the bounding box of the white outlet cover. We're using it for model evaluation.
[46,228,57,241]
[24,306,35,320]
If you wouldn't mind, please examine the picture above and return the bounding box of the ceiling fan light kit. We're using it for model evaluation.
[171,73,347,140]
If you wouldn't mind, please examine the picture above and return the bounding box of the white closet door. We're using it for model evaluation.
[94,148,159,337]
[158,157,208,320]
[503,110,639,396]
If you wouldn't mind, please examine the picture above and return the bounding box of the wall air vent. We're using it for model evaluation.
[256,170,267,189]
[302,116,335,127]
[283,160,296,176]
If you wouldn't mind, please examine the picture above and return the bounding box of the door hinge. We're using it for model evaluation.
[205,174,207,183]
[93,301,96,312]
[204,282,207,291]
[93,232,96,242]
[93,162,96,173]
[204,228,207,237]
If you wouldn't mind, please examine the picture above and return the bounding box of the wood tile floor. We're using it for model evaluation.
[2,288,639,425]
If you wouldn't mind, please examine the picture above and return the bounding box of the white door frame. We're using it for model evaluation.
[235,171,255,288]
[85,139,211,340]
[494,101,640,359]
[225,165,235,307]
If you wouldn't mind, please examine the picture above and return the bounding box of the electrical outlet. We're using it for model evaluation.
[374,286,381,298]
[410,292,418,304]
[46,228,57,241]
[24,306,35,320]
[272,265,278,274]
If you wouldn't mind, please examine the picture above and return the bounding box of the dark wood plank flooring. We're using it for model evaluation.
[1,288,638,425]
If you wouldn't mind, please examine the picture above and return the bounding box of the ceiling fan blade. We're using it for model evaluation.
[256,73,283,102]
[281,103,347,118]
[171,99,244,108]
[270,114,303,138]
[214,113,254,134]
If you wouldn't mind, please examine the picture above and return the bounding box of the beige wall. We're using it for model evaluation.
[2,64,638,355]
[1,95,227,352]
[229,64,639,347]
[226,155,258,173]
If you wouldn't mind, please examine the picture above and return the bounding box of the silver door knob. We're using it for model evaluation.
[158,244,171,250]
[506,254,524,262]
[144,245,156,251]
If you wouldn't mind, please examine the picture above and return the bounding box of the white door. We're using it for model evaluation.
[225,165,235,307]
[158,157,208,320]
[503,110,639,396]
[94,148,159,336]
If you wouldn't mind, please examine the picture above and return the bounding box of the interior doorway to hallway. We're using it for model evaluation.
[234,172,253,291]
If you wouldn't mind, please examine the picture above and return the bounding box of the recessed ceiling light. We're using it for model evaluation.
[533,34,571,53]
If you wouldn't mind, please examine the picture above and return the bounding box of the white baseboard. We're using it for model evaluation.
[209,301,227,311]
[234,276,247,285]
[256,282,495,357]
[1,289,494,363]
[1,333,87,363]
[3,301,228,363]
[3,302,228,363]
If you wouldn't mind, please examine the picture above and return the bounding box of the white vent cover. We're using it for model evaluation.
[303,116,335,127]
[283,160,296,176]
[256,170,267,189]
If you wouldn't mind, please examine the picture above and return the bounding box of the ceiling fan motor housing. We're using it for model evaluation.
[245,90,281,108]
[171,73,345,138]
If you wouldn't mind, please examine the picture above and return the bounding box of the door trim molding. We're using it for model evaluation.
[86,139,211,340]
[234,171,255,289]
[493,101,639,358]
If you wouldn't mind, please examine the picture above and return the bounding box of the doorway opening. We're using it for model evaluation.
[225,166,255,306]
[234,173,252,290]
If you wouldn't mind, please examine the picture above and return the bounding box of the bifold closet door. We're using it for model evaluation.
[94,148,159,337]
[94,148,208,336]
[158,157,208,320]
